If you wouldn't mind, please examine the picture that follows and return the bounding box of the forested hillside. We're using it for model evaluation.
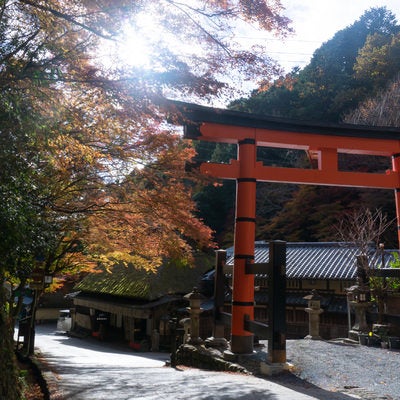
[195,7,400,248]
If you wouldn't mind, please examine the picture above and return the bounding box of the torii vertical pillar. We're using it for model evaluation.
[231,139,256,354]
[392,154,400,247]
[173,100,400,353]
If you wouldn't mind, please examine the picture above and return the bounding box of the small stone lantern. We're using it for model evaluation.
[347,285,369,303]
[346,284,371,340]
[303,290,323,340]
[184,287,204,344]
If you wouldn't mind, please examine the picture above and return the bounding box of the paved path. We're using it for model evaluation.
[34,324,352,399]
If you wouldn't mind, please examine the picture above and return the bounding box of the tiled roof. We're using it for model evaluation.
[74,258,212,301]
[225,241,399,280]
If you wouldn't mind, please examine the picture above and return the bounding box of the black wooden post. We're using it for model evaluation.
[213,250,226,338]
[26,289,39,356]
[267,241,286,364]
[205,250,230,348]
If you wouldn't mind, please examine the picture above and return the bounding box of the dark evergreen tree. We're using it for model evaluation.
[222,7,400,246]
[231,7,399,123]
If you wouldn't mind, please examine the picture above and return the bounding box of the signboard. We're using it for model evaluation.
[29,268,44,290]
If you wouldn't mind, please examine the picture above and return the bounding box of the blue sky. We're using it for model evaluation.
[267,1,400,71]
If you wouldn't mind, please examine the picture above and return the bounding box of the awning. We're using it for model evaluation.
[73,294,182,319]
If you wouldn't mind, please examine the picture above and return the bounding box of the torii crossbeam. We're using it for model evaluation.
[170,100,400,354]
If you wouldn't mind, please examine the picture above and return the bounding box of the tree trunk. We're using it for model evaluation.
[0,269,22,400]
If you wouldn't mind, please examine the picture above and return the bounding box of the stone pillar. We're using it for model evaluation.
[303,290,323,340]
[180,318,191,344]
[184,288,204,344]
[350,301,371,333]
[151,329,160,351]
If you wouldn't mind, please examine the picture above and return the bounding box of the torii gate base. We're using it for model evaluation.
[214,242,287,362]
[174,100,400,355]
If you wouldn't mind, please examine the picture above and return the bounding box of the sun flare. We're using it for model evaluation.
[117,24,153,68]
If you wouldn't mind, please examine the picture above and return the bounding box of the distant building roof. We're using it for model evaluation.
[225,241,399,280]
[74,259,212,302]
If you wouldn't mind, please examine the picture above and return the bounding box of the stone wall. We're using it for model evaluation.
[175,344,248,373]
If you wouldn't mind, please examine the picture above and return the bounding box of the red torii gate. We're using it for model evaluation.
[170,100,400,354]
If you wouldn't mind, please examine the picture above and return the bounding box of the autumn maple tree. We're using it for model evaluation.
[0,1,292,398]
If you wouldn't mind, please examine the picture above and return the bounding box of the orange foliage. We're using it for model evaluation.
[1,0,291,278]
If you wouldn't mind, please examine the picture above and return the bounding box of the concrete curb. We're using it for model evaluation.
[16,351,51,400]
[32,352,64,400]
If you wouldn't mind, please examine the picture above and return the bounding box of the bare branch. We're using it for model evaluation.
[0,28,40,64]
[335,208,394,255]
[18,0,116,41]
[165,0,232,57]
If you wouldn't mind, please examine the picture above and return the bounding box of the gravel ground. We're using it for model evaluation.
[259,339,400,400]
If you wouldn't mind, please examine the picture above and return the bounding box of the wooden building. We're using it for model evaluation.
[203,241,399,339]
[70,242,399,347]
[71,259,211,350]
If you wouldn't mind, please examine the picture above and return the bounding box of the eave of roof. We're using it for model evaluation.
[225,241,399,280]
[223,290,349,313]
